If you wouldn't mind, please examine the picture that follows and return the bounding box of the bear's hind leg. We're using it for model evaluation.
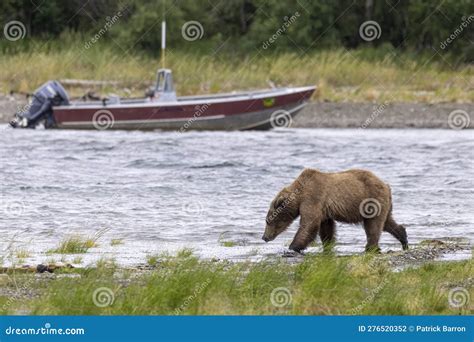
[363,218,383,253]
[319,219,336,252]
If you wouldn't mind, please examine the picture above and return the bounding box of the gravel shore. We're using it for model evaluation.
[293,102,473,129]
[1,94,472,129]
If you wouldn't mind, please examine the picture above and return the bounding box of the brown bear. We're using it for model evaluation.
[262,168,408,253]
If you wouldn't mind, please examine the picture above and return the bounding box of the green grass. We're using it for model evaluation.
[48,236,97,254]
[146,255,160,267]
[15,249,30,259]
[0,252,471,315]
[110,239,123,246]
[72,256,83,264]
[1,42,472,103]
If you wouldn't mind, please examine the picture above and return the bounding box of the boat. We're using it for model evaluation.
[10,19,314,131]
[9,69,315,131]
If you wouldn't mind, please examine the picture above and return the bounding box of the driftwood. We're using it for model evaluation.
[59,79,120,87]
[0,263,74,274]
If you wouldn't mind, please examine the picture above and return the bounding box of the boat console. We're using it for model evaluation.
[150,69,177,102]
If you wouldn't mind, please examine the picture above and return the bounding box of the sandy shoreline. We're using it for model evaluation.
[0,94,472,129]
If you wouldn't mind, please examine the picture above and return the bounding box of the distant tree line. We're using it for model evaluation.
[1,0,473,61]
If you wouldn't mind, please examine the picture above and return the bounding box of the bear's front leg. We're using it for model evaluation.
[289,205,321,253]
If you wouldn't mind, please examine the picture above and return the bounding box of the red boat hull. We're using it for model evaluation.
[53,86,315,130]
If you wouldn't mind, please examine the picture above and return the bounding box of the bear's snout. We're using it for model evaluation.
[262,228,276,242]
[262,225,275,242]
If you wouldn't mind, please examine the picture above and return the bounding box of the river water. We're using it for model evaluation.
[0,127,472,266]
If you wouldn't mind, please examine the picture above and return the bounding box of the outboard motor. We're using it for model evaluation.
[10,81,69,128]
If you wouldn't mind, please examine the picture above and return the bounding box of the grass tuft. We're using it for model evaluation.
[48,236,97,254]
[15,249,30,259]
[221,241,237,247]
[146,255,159,267]
[110,239,123,246]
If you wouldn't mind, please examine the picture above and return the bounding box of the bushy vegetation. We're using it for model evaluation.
[1,1,472,102]
[0,252,472,315]
[1,0,473,61]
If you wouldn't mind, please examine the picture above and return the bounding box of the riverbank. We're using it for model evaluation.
[0,239,472,315]
[0,93,472,129]
[295,102,473,129]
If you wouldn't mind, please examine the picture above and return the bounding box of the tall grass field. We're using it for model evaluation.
[1,41,473,103]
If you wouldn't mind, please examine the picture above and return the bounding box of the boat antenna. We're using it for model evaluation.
[161,1,166,69]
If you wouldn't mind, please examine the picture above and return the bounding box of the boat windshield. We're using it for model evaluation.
[155,69,177,101]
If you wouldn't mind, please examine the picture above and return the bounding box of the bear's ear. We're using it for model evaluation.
[274,195,286,209]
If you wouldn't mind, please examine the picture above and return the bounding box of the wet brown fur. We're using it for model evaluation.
[263,168,408,253]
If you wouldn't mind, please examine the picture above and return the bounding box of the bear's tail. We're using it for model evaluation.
[383,213,408,250]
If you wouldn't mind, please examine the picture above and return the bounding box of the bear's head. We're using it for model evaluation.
[262,187,300,242]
